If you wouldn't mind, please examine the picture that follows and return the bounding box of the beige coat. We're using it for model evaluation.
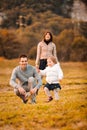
[35,41,58,66]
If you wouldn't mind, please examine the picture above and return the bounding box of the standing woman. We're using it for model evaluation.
[35,31,58,70]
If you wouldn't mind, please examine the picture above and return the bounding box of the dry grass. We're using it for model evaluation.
[0,59,87,130]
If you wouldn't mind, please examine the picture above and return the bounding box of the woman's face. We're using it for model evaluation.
[45,33,51,41]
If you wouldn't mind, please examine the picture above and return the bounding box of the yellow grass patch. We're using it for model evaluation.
[0,59,87,130]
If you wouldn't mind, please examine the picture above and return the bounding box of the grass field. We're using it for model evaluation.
[0,58,87,130]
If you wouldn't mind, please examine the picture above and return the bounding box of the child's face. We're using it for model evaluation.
[47,58,54,67]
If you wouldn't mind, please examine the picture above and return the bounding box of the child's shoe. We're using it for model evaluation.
[46,96,53,102]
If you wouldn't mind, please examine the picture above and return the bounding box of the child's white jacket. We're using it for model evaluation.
[40,63,63,84]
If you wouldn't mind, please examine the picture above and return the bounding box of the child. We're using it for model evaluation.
[38,56,63,102]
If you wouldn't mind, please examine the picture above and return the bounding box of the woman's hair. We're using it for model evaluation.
[43,31,53,42]
[48,56,57,64]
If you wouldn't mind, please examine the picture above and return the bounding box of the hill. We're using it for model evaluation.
[0,0,87,28]
[0,0,87,61]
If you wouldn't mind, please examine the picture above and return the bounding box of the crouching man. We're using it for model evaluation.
[9,54,42,104]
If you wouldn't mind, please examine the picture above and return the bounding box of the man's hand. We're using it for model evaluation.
[30,87,37,94]
[18,87,26,95]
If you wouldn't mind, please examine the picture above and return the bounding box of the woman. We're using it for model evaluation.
[35,31,58,70]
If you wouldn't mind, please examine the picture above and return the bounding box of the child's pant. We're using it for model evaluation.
[44,87,59,100]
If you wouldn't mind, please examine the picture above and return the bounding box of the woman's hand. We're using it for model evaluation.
[36,65,40,73]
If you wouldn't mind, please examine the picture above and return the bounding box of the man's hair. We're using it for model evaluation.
[19,54,28,59]
[48,56,57,64]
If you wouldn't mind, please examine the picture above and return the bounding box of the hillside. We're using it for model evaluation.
[0,0,87,28]
[0,0,87,61]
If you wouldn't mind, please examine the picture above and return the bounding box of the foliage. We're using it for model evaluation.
[0,29,23,59]
[0,28,87,61]
[28,46,37,59]
[0,1,87,61]
[80,21,87,38]
[0,0,74,29]
[56,29,74,61]
[70,36,87,61]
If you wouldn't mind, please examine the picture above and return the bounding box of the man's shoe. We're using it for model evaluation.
[36,89,39,95]
[31,100,36,104]
[23,99,28,104]
[22,95,28,104]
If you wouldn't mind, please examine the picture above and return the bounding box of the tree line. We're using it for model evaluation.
[0,27,87,61]
[0,0,87,61]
